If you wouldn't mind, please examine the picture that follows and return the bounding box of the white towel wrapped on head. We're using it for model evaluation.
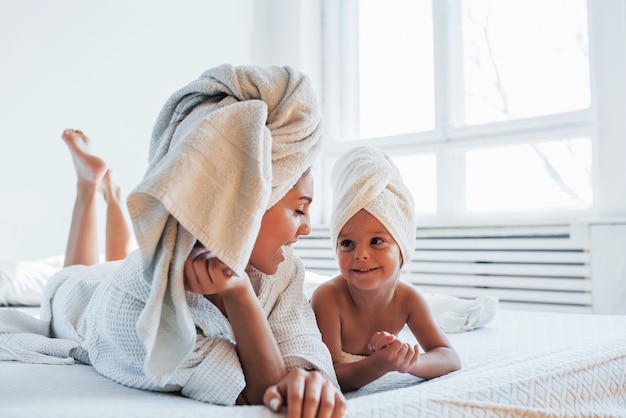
[126,64,323,385]
[330,146,416,265]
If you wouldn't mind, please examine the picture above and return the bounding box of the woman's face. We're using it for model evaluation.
[249,171,314,275]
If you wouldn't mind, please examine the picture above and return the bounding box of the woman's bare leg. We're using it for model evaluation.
[101,169,134,261]
[62,129,106,267]
[62,129,135,266]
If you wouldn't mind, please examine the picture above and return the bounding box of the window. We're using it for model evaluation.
[322,0,603,224]
[358,0,434,138]
[460,0,590,125]
[394,153,437,214]
[465,138,592,212]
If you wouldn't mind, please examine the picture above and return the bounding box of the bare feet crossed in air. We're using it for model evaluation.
[61,128,135,267]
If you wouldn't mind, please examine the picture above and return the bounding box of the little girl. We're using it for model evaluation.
[311,146,461,392]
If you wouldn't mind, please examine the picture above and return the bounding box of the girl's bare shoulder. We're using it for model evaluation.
[312,274,346,300]
[397,280,429,306]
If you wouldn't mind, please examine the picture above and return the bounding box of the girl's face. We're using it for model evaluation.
[249,171,314,275]
[336,209,402,291]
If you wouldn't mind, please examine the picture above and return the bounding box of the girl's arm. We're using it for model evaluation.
[332,344,410,392]
[402,285,461,379]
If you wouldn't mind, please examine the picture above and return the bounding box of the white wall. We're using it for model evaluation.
[250,0,322,93]
[0,0,255,260]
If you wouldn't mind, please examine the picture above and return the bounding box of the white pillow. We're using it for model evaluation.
[303,270,334,300]
[0,256,64,306]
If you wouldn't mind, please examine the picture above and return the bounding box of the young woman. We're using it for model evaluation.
[8,65,345,417]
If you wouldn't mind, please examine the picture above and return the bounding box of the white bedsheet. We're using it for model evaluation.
[1,308,625,417]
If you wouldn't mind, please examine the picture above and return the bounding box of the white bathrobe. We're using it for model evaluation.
[36,246,333,405]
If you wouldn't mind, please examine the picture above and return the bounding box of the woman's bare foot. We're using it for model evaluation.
[61,128,107,186]
[100,169,122,204]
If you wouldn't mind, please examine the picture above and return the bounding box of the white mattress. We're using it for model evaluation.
[1,308,625,417]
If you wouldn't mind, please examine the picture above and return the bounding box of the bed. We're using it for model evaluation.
[1,258,625,417]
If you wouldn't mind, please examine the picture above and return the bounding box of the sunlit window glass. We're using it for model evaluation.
[465,138,592,211]
[358,0,434,139]
[393,154,437,214]
[462,0,589,125]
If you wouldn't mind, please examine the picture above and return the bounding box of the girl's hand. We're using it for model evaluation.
[367,331,396,352]
[369,332,419,374]
[263,369,346,418]
[183,242,246,296]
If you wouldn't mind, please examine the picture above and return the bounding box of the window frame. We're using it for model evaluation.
[319,0,626,227]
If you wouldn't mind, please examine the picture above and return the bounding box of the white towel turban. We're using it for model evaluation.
[330,146,417,266]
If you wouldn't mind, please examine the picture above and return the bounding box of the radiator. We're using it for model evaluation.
[293,223,597,314]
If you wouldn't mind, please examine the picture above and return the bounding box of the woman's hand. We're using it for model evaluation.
[263,369,346,418]
[183,242,247,296]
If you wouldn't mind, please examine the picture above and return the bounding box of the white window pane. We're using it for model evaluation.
[465,138,592,211]
[393,154,437,214]
[358,0,434,139]
[462,0,589,125]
